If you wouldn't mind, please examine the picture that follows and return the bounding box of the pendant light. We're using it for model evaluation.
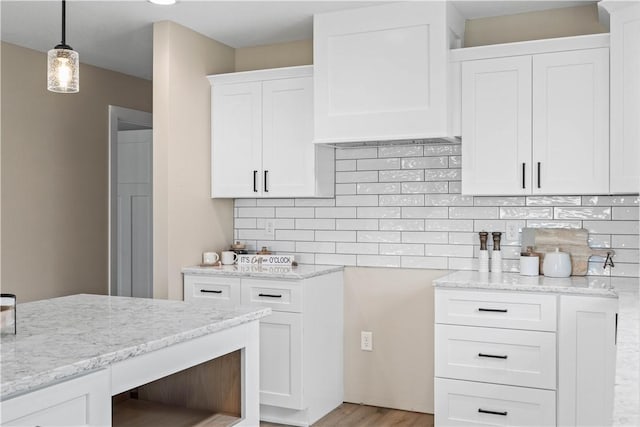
[47,0,79,93]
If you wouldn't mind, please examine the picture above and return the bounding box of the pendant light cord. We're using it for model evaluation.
[61,0,66,46]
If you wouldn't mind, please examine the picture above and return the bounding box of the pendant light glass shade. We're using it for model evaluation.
[47,0,79,93]
[47,47,79,93]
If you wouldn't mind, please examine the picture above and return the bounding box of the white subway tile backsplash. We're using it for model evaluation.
[451,207,499,219]
[401,156,448,169]
[554,207,611,220]
[357,183,401,194]
[402,207,448,219]
[336,195,379,207]
[379,243,425,256]
[379,145,423,158]
[380,219,425,231]
[358,158,400,170]
[358,255,401,267]
[380,195,425,206]
[336,160,357,172]
[500,207,553,219]
[526,196,581,206]
[336,171,378,183]
[275,207,314,218]
[233,143,639,278]
[316,230,356,242]
[316,207,357,218]
[357,207,401,218]
[402,232,448,244]
[402,182,448,194]
[335,147,377,160]
[357,231,401,243]
[336,219,379,230]
[337,242,379,254]
[379,170,424,182]
[335,184,357,195]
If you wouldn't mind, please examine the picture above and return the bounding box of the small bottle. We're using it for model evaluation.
[491,232,502,273]
[478,231,489,272]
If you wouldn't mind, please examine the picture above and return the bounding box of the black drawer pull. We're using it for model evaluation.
[258,293,282,298]
[522,162,526,189]
[478,408,508,416]
[478,308,508,313]
[253,170,258,193]
[478,353,508,359]
[200,289,222,294]
[537,162,541,188]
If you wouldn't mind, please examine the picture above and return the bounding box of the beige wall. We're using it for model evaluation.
[1,42,152,302]
[464,4,607,47]
[235,39,313,72]
[152,21,235,300]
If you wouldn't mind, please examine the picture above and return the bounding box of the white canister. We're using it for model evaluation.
[543,248,572,278]
[520,255,540,276]
[478,251,489,272]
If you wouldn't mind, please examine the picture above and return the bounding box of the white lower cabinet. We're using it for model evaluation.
[1,369,111,426]
[435,288,617,426]
[183,271,344,426]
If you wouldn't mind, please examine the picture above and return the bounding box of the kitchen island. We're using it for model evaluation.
[0,294,271,426]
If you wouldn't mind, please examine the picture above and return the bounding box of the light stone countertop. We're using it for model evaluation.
[433,270,618,297]
[0,294,271,401]
[181,263,344,280]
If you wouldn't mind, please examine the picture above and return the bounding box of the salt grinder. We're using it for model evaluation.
[491,232,503,273]
[478,232,489,272]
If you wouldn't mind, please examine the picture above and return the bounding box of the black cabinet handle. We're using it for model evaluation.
[264,170,269,192]
[478,353,508,359]
[537,162,541,188]
[258,293,282,298]
[478,408,508,416]
[478,308,508,313]
[200,289,222,294]
[253,170,258,193]
[522,163,526,189]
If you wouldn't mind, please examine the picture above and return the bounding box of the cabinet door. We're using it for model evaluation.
[532,48,609,194]
[558,295,618,426]
[461,56,532,195]
[211,82,262,197]
[314,2,448,143]
[259,311,303,409]
[262,77,315,197]
[610,4,640,193]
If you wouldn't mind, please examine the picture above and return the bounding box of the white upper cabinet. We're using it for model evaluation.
[313,2,464,144]
[209,66,334,198]
[532,48,609,194]
[458,35,610,195]
[602,1,640,193]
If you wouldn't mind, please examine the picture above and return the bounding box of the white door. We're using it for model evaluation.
[259,312,303,410]
[313,2,449,143]
[211,82,262,197]
[262,77,315,197]
[532,48,609,194]
[558,295,618,426]
[117,129,152,298]
[609,3,640,193]
[461,56,532,195]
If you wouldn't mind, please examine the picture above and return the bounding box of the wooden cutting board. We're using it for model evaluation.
[522,228,614,276]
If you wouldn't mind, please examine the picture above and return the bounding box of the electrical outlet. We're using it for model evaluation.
[506,222,520,242]
[361,331,373,351]
[265,219,275,238]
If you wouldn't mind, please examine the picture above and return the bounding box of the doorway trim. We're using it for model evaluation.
[108,106,153,297]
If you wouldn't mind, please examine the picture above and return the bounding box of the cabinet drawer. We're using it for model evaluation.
[435,325,556,389]
[183,275,241,305]
[435,378,556,426]
[435,289,557,331]
[242,279,302,313]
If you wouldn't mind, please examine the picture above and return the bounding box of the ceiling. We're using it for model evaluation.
[1,1,598,81]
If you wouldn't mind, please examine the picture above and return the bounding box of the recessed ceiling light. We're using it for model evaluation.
[148,0,176,5]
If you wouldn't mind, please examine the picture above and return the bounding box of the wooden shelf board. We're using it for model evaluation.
[113,399,240,427]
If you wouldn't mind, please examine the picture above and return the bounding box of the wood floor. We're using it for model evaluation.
[261,403,434,427]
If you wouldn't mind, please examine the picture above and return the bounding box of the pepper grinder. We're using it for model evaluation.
[478,231,489,272]
[491,232,503,273]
